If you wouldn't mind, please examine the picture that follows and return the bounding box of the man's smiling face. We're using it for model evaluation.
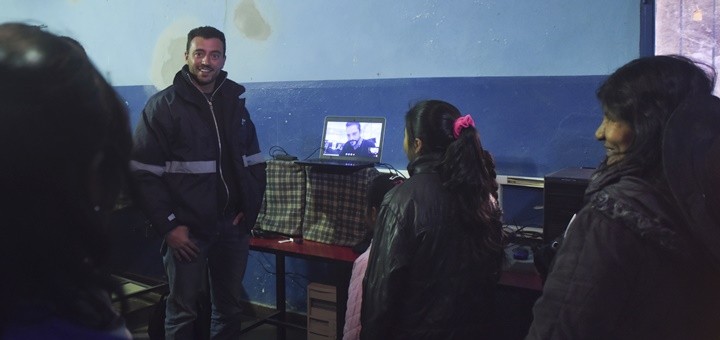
[185,37,226,93]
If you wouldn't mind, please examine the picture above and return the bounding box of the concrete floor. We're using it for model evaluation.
[118,287,308,340]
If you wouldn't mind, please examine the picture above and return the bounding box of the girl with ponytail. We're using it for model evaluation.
[360,100,503,340]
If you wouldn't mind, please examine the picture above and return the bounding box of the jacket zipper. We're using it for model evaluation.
[187,73,232,214]
[208,79,231,214]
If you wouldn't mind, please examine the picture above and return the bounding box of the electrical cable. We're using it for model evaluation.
[377,163,407,179]
[250,252,311,290]
[302,147,321,160]
[269,145,291,158]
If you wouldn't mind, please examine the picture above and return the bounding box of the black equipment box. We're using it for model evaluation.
[543,168,594,242]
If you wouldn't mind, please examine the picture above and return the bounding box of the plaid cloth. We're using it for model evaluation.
[303,167,380,246]
[253,160,306,236]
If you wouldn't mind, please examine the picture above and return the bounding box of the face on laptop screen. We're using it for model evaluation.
[321,120,384,159]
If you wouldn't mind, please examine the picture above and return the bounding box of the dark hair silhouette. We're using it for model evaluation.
[346,121,362,131]
[0,23,132,330]
[186,26,227,55]
[367,173,403,211]
[405,100,503,265]
[596,55,715,178]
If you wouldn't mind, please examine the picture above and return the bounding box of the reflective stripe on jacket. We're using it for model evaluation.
[131,66,265,237]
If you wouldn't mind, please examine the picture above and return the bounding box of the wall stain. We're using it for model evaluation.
[159,37,186,86]
[234,0,271,41]
[150,19,198,89]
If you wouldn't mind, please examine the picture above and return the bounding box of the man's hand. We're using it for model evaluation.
[233,211,245,226]
[165,225,199,262]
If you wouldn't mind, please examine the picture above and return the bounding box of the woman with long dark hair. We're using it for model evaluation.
[0,23,133,339]
[360,100,504,340]
[527,55,720,339]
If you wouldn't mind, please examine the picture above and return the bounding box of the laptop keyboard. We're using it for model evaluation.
[306,159,371,166]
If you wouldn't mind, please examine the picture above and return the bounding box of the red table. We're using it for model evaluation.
[499,270,543,291]
[249,236,359,263]
[243,237,358,339]
[244,236,543,339]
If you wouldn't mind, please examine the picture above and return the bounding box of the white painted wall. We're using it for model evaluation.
[2,0,639,87]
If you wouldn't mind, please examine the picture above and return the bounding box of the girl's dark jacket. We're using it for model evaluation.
[360,153,501,340]
[130,66,265,238]
[526,164,720,339]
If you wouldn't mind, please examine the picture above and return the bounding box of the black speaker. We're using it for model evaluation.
[543,168,594,242]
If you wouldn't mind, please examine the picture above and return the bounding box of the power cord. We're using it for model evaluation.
[377,163,407,179]
[503,223,543,247]
[268,145,298,161]
[302,147,321,160]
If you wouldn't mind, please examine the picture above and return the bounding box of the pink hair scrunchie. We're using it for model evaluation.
[453,114,475,139]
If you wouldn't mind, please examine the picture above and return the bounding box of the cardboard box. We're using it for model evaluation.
[307,282,337,339]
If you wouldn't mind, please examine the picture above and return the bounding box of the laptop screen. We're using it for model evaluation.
[320,116,386,162]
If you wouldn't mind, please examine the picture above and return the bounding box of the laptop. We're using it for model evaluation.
[295,116,386,171]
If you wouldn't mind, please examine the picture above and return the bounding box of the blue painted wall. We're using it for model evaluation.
[4,0,641,313]
[115,73,607,311]
[117,75,606,178]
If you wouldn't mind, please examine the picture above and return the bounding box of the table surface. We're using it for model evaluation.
[249,236,359,263]
[499,270,543,291]
[249,236,542,291]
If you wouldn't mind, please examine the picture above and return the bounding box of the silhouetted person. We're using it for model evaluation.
[0,23,133,339]
[527,55,720,340]
[343,173,404,340]
[361,100,503,340]
[131,26,265,340]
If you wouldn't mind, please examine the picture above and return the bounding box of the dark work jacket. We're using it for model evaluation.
[360,153,501,340]
[131,66,266,238]
[339,138,375,157]
[526,164,720,340]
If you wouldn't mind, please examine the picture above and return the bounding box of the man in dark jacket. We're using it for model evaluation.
[340,122,376,157]
[526,56,720,339]
[131,26,265,340]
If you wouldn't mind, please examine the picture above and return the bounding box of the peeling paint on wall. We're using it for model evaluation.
[656,0,719,95]
[234,0,271,41]
[149,18,199,90]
